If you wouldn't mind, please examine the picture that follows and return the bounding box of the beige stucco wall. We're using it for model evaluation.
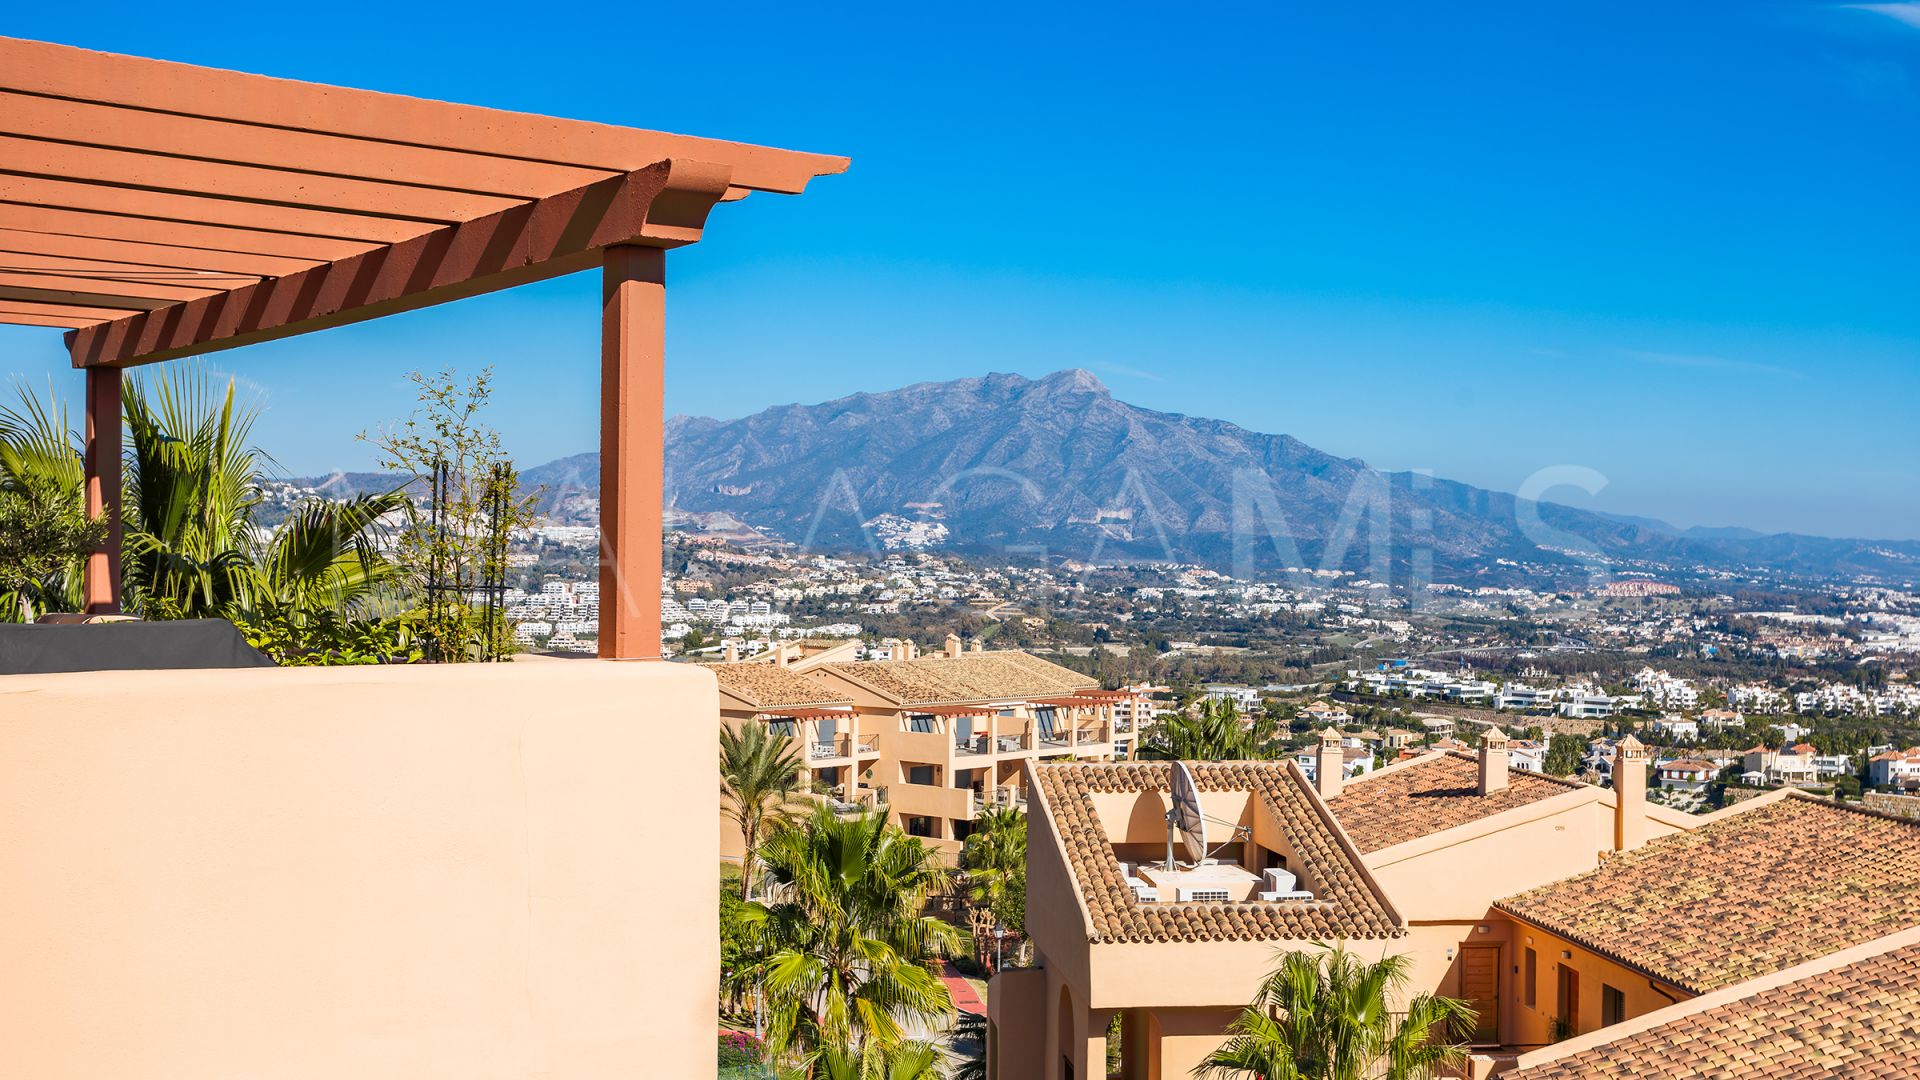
[0,660,717,1080]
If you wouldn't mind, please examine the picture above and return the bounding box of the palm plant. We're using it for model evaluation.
[804,1038,947,1080]
[753,806,961,1061]
[722,720,809,900]
[959,805,1025,968]
[121,369,262,618]
[0,384,100,620]
[1143,698,1281,761]
[1196,945,1474,1080]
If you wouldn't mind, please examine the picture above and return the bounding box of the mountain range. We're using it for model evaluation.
[304,370,1920,589]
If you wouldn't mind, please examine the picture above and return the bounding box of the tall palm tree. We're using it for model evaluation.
[121,368,263,618]
[1196,946,1474,1080]
[959,805,1026,968]
[959,805,1025,913]
[1143,698,1281,761]
[0,384,98,620]
[753,806,961,1061]
[721,720,807,900]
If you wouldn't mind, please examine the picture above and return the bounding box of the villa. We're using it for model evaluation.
[989,727,1920,1077]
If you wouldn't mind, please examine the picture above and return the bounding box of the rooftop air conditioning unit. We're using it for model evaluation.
[1175,887,1233,903]
[1128,881,1160,903]
[1262,868,1298,893]
[1261,889,1314,902]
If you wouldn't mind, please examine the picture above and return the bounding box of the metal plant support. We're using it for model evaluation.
[421,459,513,663]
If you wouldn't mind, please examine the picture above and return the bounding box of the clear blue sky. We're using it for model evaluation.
[4,2,1919,539]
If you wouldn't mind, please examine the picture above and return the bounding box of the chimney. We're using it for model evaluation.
[970,639,984,654]
[1478,726,1510,795]
[945,633,963,658]
[774,643,791,668]
[722,641,739,664]
[1316,727,1344,799]
[1613,734,1650,852]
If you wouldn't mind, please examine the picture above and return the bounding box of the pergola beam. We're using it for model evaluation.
[0,37,847,196]
[68,158,733,369]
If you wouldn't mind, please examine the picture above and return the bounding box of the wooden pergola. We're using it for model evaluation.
[0,37,845,659]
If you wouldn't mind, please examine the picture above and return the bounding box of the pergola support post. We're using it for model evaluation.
[82,364,123,614]
[598,245,665,660]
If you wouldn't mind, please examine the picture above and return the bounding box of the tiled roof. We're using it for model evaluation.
[1506,942,1920,1079]
[702,662,851,711]
[818,650,1096,706]
[1496,796,1920,993]
[1321,753,1586,853]
[1029,761,1402,945]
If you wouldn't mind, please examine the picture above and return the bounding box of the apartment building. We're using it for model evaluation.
[710,637,1140,860]
[989,731,1920,1079]
[795,640,1131,857]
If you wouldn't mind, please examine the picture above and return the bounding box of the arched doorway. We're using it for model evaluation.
[1057,984,1075,1080]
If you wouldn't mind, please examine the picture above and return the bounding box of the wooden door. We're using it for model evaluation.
[1459,945,1501,1044]
[1556,965,1580,1037]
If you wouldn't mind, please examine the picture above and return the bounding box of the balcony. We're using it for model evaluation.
[808,732,879,760]
[955,733,993,756]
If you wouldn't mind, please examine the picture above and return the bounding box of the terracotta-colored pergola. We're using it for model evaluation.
[0,37,845,659]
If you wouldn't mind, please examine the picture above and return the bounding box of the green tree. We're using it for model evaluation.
[121,369,262,619]
[1144,698,1281,761]
[0,385,101,620]
[960,805,1026,969]
[804,1039,946,1080]
[721,720,808,900]
[1197,946,1474,1080]
[1543,733,1585,777]
[360,366,536,660]
[751,806,960,1061]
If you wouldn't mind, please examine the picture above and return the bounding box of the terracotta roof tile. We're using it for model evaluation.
[1322,753,1586,854]
[1496,796,1920,993]
[701,662,851,711]
[1506,942,1920,1079]
[819,651,1096,706]
[1030,761,1403,945]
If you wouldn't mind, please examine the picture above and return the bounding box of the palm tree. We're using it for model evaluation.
[959,805,1025,969]
[721,720,808,900]
[804,1039,946,1080]
[1196,945,1474,1080]
[121,369,262,618]
[0,384,99,620]
[1143,698,1281,761]
[753,806,961,1061]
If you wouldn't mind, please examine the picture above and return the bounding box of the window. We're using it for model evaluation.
[1601,984,1625,1027]
[907,765,935,786]
[906,714,937,733]
[1524,948,1537,1008]
[766,718,795,737]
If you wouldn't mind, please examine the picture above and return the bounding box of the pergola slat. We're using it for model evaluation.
[0,135,523,224]
[0,90,615,198]
[70,159,734,369]
[0,310,93,328]
[0,297,144,321]
[0,249,263,285]
[0,229,319,277]
[0,204,375,262]
[0,174,441,243]
[0,284,172,311]
[0,37,848,195]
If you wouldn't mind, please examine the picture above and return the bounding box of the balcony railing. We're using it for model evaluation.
[1073,725,1106,743]
[955,734,993,756]
[809,733,876,760]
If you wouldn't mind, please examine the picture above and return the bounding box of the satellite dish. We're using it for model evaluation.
[1168,761,1207,864]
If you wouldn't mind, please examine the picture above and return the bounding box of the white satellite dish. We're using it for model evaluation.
[1167,761,1207,867]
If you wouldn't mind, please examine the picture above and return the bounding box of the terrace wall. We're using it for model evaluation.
[0,658,716,1080]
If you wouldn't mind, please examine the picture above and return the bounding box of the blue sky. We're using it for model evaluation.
[4,2,1919,538]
